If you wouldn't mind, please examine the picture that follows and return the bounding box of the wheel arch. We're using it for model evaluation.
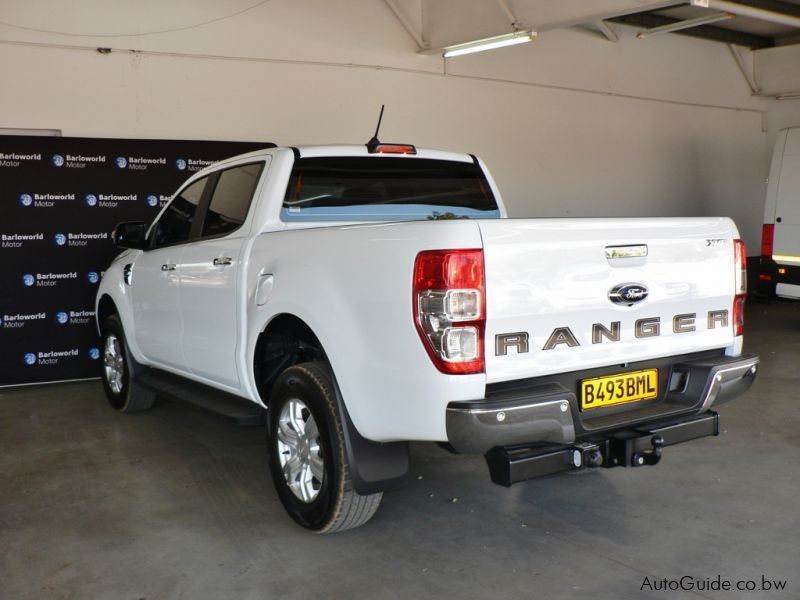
[96,294,118,335]
[253,312,327,401]
[254,313,409,495]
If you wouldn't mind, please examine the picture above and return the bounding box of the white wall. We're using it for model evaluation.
[765,98,800,150]
[0,0,773,251]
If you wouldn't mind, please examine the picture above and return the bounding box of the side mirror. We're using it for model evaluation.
[113,221,149,249]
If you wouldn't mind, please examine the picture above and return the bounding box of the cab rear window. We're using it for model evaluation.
[281,157,500,222]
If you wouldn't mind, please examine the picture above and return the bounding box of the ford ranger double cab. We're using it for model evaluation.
[96,141,759,533]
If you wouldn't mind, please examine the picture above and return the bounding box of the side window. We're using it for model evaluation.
[201,163,263,238]
[151,177,207,248]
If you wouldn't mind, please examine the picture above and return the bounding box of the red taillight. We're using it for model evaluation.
[761,224,774,257]
[733,239,747,337]
[733,294,746,337]
[734,239,747,295]
[413,249,485,374]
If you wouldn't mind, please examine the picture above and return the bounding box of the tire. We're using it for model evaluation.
[100,314,154,413]
[267,362,382,533]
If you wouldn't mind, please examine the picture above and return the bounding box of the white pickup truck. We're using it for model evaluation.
[96,142,758,532]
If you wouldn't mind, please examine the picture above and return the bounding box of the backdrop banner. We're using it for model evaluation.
[0,135,266,387]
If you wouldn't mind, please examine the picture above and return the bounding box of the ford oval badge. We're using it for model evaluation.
[609,283,649,306]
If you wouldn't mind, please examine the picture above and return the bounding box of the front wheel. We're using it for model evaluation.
[267,362,382,533]
[100,315,154,413]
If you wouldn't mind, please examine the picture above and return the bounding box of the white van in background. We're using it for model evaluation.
[760,126,800,300]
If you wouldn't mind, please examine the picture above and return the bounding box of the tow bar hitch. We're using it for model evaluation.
[485,411,718,487]
[630,435,663,466]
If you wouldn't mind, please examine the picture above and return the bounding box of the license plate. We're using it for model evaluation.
[580,369,658,410]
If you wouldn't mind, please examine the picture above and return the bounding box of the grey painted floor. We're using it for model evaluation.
[1,302,798,600]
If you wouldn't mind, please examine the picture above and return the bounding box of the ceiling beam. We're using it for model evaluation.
[535,1,686,33]
[635,12,735,38]
[728,44,761,94]
[692,0,800,28]
[725,0,800,19]
[383,0,428,49]
[609,12,775,48]
[595,20,620,42]
[494,0,522,29]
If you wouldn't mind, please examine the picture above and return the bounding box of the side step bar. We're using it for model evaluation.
[134,369,266,426]
[485,411,719,487]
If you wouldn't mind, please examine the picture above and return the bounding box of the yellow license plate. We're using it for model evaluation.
[580,369,658,410]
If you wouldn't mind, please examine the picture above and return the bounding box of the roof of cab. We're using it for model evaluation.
[201,144,475,176]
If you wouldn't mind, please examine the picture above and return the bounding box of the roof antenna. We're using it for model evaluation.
[365,105,417,154]
[367,105,385,149]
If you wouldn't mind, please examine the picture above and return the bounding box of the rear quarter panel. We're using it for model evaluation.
[244,220,487,442]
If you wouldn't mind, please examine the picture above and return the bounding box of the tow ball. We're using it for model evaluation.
[631,434,664,467]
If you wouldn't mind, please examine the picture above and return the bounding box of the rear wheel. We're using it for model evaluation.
[100,315,154,413]
[267,362,382,533]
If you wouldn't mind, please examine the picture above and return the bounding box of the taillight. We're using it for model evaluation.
[413,249,485,374]
[733,295,746,337]
[734,239,747,295]
[733,239,747,337]
[761,224,774,257]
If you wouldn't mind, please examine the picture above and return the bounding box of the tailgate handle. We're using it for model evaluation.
[605,244,648,260]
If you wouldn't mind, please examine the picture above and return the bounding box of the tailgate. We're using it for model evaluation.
[479,217,738,384]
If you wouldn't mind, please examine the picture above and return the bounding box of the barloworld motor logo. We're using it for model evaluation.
[23,271,79,287]
[23,348,79,365]
[54,309,94,325]
[81,193,137,208]
[52,154,65,167]
[2,311,47,329]
[89,347,100,360]
[15,192,75,208]
[146,194,159,207]
[176,158,187,171]
[88,271,100,284]
[0,151,42,167]
[116,156,128,169]
[54,232,67,246]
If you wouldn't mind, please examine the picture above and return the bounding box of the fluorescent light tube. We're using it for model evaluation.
[443,30,536,58]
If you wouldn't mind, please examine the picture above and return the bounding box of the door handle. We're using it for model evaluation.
[213,257,233,266]
[161,263,177,271]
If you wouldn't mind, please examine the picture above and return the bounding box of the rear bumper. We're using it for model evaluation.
[446,352,758,454]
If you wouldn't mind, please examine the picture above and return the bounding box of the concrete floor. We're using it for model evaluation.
[1,302,798,600]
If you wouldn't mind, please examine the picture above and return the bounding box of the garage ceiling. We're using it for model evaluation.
[612,0,800,48]
[387,0,800,50]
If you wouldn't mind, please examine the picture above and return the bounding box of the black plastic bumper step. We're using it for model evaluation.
[135,369,266,426]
